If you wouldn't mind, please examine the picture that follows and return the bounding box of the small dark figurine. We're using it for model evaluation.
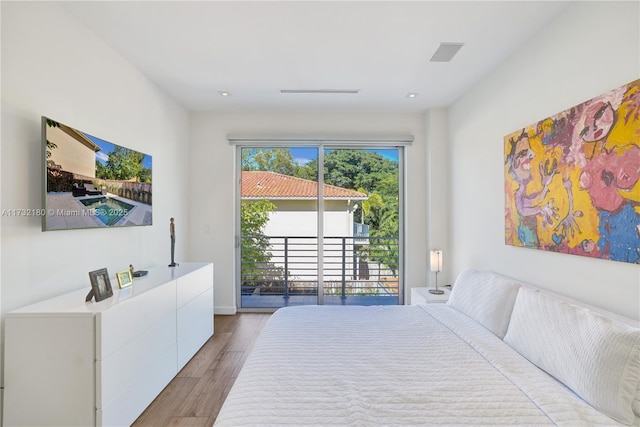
[169,217,179,267]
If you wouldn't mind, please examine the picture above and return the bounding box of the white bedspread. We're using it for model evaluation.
[214,304,624,426]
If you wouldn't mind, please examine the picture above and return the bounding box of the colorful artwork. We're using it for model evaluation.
[504,79,640,264]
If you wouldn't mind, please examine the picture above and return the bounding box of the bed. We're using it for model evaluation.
[215,270,640,426]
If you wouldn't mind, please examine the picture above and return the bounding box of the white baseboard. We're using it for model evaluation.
[214,306,237,315]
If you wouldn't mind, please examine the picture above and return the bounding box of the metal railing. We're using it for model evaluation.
[241,235,399,300]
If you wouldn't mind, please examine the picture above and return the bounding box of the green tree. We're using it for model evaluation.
[242,148,299,175]
[374,175,399,205]
[240,199,277,284]
[312,150,397,192]
[137,166,152,183]
[370,198,399,276]
[357,190,383,225]
[296,162,317,181]
[95,160,112,179]
[97,146,144,181]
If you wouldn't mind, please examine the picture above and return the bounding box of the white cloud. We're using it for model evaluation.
[295,157,312,165]
[96,152,109,163]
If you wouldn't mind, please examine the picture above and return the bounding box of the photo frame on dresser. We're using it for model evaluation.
[116,269,133,289]
[86,268,113,302]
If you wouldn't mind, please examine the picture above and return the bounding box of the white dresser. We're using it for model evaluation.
[4,262,214,427]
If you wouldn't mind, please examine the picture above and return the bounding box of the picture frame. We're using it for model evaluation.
[116,269,133,289]
[87,268,113,302]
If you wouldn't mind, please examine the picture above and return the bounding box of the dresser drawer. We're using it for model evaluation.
[96,280,176,360]
[177,288,214,369]
[97,311,177,408]
[97,343,177,427]
[176,263,213,309]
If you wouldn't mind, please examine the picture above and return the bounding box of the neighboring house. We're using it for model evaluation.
[241,170,369,283]
[242,170,367,237]
[47,123,101,178]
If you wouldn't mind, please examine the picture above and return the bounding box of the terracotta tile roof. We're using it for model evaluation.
[242,171,368,199]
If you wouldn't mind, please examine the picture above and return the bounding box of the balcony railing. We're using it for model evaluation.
[241,235,399,303]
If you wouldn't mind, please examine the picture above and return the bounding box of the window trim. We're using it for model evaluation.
[228,134,413,146]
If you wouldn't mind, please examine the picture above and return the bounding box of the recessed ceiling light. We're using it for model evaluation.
[430,42,464,62]
[407,93,418,98]
[218,91,231,97]
[280,89,360,94]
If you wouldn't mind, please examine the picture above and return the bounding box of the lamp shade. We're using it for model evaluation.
[430,250,442,272]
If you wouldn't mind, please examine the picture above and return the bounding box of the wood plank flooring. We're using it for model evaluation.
[132,313,271,427]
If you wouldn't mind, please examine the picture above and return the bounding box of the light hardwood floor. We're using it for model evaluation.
[132,313,271,427]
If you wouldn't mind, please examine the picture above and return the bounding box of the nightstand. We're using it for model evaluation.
[411,286,451,304]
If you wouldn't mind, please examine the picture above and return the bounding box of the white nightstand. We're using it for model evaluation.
[411,286,451,304]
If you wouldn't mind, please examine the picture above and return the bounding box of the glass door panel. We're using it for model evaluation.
[239,147,319,308]
[322,148,401,305]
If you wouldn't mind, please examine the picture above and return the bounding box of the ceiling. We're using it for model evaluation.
[61,1,571,113]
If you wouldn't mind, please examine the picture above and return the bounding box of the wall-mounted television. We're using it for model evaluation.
[42,116,152,231]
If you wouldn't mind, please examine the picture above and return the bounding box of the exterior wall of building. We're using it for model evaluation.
[252,199,360,283]
[47,125,97,178]
[262,199,353,238]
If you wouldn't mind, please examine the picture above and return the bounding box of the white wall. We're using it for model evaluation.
[448,1,640,319]
[0,0,190,408]
[264,200,354,237]
[425,108,451,282]
[188,112,428,313]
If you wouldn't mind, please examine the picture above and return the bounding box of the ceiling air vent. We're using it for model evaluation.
[280,89,360,94]
[429,43,464,62]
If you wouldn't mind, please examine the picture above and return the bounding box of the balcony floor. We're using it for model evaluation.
[241,294,399,308]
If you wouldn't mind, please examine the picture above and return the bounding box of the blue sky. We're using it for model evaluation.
[291,147,399,165]
[86,133,152,170]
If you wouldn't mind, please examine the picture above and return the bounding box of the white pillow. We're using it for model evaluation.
[504,287,640,425]
[445,269,521,339]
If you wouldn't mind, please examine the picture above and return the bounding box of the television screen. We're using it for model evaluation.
[43,116,152,231]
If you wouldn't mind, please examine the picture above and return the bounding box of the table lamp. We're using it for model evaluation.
[429,249,443,295]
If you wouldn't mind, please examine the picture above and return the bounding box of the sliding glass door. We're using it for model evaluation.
[238,145,402,309]
[321,148,401,305]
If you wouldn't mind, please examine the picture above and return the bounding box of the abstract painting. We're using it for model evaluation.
[504,79,640,264]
